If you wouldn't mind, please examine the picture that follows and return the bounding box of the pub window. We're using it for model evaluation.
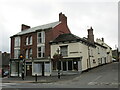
[68,61,72,70]
[63,61,67,71]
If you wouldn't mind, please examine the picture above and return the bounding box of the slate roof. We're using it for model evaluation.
[95,42,107,49]
[52,33,80,43]
[14,21,61,36]
[50,33,96,47]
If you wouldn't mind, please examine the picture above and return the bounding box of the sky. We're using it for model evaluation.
[0,0,119,53]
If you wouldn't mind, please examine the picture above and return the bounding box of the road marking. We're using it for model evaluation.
[92,75,102,82]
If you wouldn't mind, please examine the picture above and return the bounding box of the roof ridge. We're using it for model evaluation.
[14,21,61,36]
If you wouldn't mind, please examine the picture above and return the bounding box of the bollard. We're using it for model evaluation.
[35,74,37,82]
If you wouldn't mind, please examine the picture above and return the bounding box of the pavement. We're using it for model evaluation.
[2,74,79,83]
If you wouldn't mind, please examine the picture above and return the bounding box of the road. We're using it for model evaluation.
[1,62,119,89]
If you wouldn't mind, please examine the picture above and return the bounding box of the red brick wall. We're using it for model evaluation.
[20,33,37,59]
[45,22,71,57]
[10,37,14,58]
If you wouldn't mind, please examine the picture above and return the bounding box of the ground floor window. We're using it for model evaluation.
[33,63,42,74]
[57,61,61,70]
[52,60,79,71]
[45,62,50,73]
[68,61,72,70]
[63,61,67,71]
[73,61,78,71]
[11,62,19,75]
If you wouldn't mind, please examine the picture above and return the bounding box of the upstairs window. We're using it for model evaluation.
[38,31,45,43]
[14,49,20,59]
[60,46,68,57]
[26,37,29,45]
[38,46,45,58]
[29,36,32,45]
[25,49,28,59]
[14,37,20,47]
[29,48,32,59]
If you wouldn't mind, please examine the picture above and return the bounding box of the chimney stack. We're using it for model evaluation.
[59,12,67,24]
[21,24,31,31]
[87,27,94,43]
[102,37,104,42]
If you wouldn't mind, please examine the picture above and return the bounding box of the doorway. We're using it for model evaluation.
[26,65,32,76]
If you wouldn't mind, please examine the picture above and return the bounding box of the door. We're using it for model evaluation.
[26,65,32,76]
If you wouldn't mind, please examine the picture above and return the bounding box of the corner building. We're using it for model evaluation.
[10,13,71,77]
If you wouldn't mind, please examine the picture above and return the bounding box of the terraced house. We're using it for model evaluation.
[10,13,71,77]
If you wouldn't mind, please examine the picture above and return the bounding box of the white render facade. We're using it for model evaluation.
[50,33,112,74]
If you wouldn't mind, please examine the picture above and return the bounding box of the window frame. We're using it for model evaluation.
[37,46,45,58]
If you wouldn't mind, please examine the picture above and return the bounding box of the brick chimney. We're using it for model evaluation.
[102,37,104,42]
[87,27,94,43]
[21,24,31,31]
[59,12,67,24]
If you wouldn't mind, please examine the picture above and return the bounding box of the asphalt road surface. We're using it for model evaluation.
[1,62,119,89]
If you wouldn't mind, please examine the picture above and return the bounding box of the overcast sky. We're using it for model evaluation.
[0,0,119,53]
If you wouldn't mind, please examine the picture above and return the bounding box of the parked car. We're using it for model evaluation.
[3,71,9,77]
[112,58,116,62]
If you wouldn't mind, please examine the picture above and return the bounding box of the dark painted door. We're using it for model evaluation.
[26,65,32,76]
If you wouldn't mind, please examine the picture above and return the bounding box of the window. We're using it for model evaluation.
[14,49,20,59]
[73,61,78,70]
[38,32,45,43]
[33,63,42,74]
[14,37,20,47]
[26,37,29,45]
[60,46,68,57]
[63,61,67,71]
[57,61,61,70]
[38,46,45,58]
[68,61,72,70]
[29,36,32,45]
[98,47,100,54]
[25,49,28,59]
[29,48,32,59]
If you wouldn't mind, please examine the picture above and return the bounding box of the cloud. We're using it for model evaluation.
[0,0,118,52]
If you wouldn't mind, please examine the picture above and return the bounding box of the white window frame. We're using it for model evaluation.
[60,46,68,57]
[14,37,20,47]
[37,31,45,44]
[25,49,28,59]
[29,48,32,59]
[14,48,20,59]
[37,46,45,58]
[29,36,32,45]
[26,37,29,45]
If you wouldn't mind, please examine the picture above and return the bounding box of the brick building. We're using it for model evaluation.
[10,13,71,77]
